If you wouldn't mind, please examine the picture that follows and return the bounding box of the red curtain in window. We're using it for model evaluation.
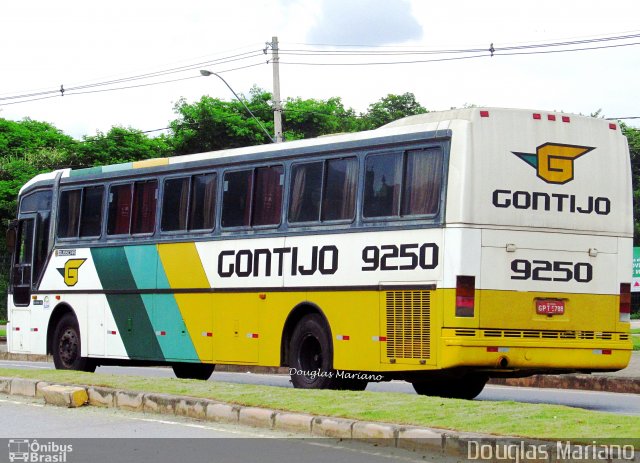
[253,167,283,226]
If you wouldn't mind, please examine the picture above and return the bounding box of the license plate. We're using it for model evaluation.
[536,299,565,315]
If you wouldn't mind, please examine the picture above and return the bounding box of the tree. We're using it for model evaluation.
[282,96,359,140]
[360,92,428,129]
[622,123,640,245]
[76,127,172,167]
[170,87,274,155]
[0,118,76,159]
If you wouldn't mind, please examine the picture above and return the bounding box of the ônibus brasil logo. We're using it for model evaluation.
[512,143,594,185]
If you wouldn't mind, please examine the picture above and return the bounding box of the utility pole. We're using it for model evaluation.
[269,36,284,142]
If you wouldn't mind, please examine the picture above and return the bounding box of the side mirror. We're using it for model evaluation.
[6,220,17,252]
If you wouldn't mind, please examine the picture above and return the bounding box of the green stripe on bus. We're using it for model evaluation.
[124,246,199,361]
[69,166,103,177]
[91,247,164,361]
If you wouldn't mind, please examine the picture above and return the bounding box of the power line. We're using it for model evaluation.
[0,62,267,107]
[0,50,266,104]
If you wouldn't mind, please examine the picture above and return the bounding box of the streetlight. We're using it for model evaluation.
[199,70,275,143]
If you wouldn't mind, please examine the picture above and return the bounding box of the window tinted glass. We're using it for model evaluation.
[107,184,132,235]
[363,153,402,217]
[322,157,357,221]
[20,191,52,213]
[289,162,322,223]
[401,149,443,216]
[189,173,216,230]
[58,190,81,238]
[222,170,252,227]
[131,180,157,234]
[79,186,104,237]
[162,177,189,232]
[252,166,283,226]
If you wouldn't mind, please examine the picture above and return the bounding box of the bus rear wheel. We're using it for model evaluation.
[289,314,340,389]
[172,363,215,380]
[52,313,96,372]
[412,374,487,400]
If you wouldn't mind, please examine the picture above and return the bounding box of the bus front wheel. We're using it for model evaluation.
[172,363,215,380]
[52,313,96,372]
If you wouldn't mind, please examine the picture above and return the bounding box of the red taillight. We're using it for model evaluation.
[532,113,542,120]
[562,116,571,123]
[609,123,617,130]
[456,275,475,317]
[620,283,631,322]
[547,114,556,121]
[480,110,490,118]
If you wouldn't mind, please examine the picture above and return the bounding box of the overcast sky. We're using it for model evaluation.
[1,0,639,139]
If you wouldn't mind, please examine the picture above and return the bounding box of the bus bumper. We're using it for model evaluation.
[440,330,632,373]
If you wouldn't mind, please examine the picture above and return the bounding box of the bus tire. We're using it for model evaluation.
[289,314,339,389]
[52,313,96,372]
[172,363,215,380]
[412,374,487,400]
[337,377,368,391]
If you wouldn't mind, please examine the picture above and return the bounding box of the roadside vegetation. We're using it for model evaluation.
[0,367,637,440]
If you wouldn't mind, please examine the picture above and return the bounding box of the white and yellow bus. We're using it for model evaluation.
[6,107,633,399]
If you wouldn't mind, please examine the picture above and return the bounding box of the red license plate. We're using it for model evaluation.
[536,299,565,315]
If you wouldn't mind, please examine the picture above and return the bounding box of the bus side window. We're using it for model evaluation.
[131,180,158,235]
[252,166,283,226]
[322,157,357,221]
[189,173,216,230]
[363,153,402,218]
[79,186,104,237]
[289,162,322,223]
[107,184,133,235]
[222,170,253,228]
[401,149,443,216]
[162,177,190,232]
[58,189,82,238]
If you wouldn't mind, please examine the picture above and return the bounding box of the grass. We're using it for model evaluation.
[0,367,638,441]
[0,329,5,337]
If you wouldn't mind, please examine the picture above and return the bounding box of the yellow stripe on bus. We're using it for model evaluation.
[158,243,213,362]
[132,158,169,169]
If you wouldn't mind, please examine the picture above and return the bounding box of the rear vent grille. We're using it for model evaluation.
[386,291,431,359]
[454,329,476,337]
[456,329,622,341]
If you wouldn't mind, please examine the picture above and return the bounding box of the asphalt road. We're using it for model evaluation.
[0,395,459,463]
[1,359,640,416]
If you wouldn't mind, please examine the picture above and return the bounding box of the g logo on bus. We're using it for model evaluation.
[512,143,594,185]
[57,259,86,287]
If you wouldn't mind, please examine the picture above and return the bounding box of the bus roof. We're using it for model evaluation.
[20,107,622,194]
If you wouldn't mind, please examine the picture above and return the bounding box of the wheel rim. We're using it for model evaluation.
[298,334,323,373]
[58,327,79,367]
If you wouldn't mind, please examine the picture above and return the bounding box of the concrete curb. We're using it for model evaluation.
[3,376,637,462]
[489,374,640,394]
[2,351,640,394]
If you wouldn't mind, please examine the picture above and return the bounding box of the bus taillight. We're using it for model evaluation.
[456,275,475,317]
[620,283,631,322]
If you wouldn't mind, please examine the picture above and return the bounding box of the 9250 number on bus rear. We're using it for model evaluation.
[510,259,593,283]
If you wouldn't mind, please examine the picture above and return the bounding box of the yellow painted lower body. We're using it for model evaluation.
[164,287,632,375]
